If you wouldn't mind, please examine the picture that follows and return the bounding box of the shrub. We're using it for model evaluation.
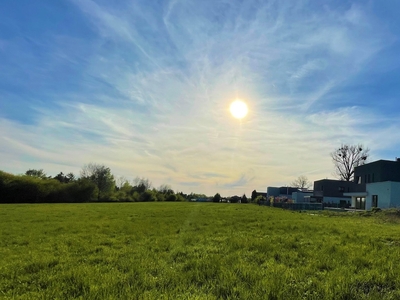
[0,171,96,203]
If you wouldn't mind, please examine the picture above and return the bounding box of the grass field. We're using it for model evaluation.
[1,203,400,299]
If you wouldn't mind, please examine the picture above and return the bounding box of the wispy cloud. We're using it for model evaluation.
[1,0,400,195]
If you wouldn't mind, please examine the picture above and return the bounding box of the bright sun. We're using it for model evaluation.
[230,100,248,119]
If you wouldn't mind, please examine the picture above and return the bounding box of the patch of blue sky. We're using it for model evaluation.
[0,1,94,39]
[0,96,38,126]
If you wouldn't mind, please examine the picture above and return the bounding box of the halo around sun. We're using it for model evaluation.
[229,100,248,119]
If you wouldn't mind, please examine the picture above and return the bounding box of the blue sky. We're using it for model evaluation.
[1,0,400,196]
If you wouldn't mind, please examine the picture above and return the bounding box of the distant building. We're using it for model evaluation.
[312,179,365,207]
[267,186,301,201]
[292,191,313,203]
[251,190,267,201]
[196,197,211,202]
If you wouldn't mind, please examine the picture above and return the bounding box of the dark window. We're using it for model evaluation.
[338,186,344,192]
[367,174,370,183]
[372,173,374,182]
[372,195,378,208]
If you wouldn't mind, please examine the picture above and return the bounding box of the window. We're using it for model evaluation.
[355,197,366,210]
[338,186,344,192]
[372,195,378,208]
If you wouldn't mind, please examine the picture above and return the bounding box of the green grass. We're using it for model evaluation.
[1,203,400,299]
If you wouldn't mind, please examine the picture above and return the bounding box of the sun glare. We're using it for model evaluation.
[230,100,248,119]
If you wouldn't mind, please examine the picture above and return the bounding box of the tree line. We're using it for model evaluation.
[0,163,203,204]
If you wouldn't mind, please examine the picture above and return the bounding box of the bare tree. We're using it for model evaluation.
[133,177,152,193]
[158,184,173,194]
[116,176,129,189]
[331,144,369,181]
[291,175,312,189]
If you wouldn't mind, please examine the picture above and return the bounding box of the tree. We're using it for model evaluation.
[1,170,96,203]
[177,192,188,200]
[291,175,312,190]
[188,192,207,200]
[139,190,157,202]
[255,195,266,204]
[241,194,248,203]
[133,177,152,193]
[331,144,369,181]
[251,190,257,201]
[81,163,115,201]
[158,184,174,195]
[230,195,241,203]
[66,172,76,182]
[25,169,47,179]
[166,194,177,202]
[54,172,75,183]
[116,176,129,190]
[212,193,221,203]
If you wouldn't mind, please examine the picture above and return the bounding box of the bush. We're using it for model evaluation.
[139,190,157,202]
[166,194,177,202]
[0,171,96,203]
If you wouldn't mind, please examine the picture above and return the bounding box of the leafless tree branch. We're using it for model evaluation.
[331,144,369,181]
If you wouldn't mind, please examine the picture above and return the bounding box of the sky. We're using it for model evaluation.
[1,0,400,196]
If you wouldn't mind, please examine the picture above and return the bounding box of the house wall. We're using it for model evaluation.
[278,194,292,199]
[323,196,351,205]
[313,179,365,198]
[267,187,280,197]
[355,160,400,184]
[365,182,400,210]
[292,192,313,203]
[366,182,391,210]
[389,182,400,208]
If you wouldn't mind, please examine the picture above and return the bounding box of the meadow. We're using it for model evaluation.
[1,203,400,299]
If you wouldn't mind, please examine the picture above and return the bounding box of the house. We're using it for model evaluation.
[312,179,365,207]
[266,187,313,203]
[292,191,313,203]
[196,197,211,202]
[253,191,267,198]
[267,186,300,199]
[344,159,400,210]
